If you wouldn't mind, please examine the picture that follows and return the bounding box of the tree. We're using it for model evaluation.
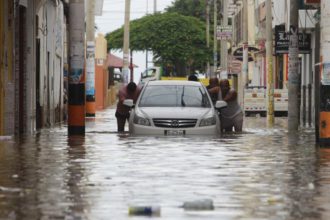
[165,0,207,21]
[165,0,220,25]
[106,12,212,76]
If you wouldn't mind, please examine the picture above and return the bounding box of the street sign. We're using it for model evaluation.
[275,25,311,54]
[216,25,232,40]
[322,62,330,85]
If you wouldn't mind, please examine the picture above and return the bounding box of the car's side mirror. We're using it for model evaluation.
[123,99,134,107]
[215,100,227,109]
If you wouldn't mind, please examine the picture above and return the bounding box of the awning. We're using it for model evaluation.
[105,53,138,68]
[232,46,259,62]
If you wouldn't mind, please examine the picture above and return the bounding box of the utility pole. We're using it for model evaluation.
[152,0,157,70]
[145,0,156,73]
[288,0,300,131]
[220,0,228,78]
[86,0,95,117]
[154,0,157,13]
[239,0,248,109]
[213,0,217,77]
[123,0,131,84]
[266,0,274,126]
[68,0,85,135]
[130,50,133,82]
[206,0,211,78]
[242,0,248,87]
[319,0,330,145]
[145,0,149,71]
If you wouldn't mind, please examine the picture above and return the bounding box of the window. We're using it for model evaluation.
[141,68,156,79]
[139,85,211,108]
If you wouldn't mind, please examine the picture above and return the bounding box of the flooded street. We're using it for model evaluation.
[1,107,330,220]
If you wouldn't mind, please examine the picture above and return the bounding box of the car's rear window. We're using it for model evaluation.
[138,85,211,107]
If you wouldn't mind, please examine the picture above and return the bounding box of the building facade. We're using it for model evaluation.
[0,0,68,136]
[230,0,318,122]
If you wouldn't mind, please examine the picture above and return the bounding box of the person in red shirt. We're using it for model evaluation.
[115,82,141,132]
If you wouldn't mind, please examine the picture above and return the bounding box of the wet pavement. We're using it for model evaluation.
[0,107,330,220]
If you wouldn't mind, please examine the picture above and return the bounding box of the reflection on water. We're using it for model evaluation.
[0,108,330,220]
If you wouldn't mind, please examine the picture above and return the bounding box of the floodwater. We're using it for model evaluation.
[0,107,330,220]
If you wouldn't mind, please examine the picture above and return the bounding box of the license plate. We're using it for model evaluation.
[164,130,185,136]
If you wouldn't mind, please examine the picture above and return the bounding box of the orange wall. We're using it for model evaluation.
[95,34,108,111]
[320,112,330,139]
[95,65,106,110]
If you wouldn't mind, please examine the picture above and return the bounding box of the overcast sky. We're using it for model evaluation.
[95,0,174,82]
[95,0,174,34]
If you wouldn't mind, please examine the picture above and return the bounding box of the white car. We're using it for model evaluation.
[124,80,227,135]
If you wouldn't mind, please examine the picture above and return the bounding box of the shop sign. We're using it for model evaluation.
[322,62,330,85]
[275,25,311,54]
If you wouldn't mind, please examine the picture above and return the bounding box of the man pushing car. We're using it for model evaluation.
[115,82,141,132]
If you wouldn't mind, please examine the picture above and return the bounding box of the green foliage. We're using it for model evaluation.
[165,0,206,21]
[165,0,220,25]
[105,12,212,74]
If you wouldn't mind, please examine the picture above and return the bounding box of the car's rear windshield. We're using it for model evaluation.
[138,85,211,107]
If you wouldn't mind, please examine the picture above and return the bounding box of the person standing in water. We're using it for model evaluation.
[115,82,141,132]
[217,79,243,132]
[206,77,220,105]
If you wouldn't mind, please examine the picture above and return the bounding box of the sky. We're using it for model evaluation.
[95,0,175,82]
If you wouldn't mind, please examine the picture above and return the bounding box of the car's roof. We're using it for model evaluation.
[146,80,202,86]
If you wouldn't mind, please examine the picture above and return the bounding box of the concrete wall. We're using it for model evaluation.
[37,1,65,127]
[26,0,37,133]
[272,0,287,26]
[54,2,64,122]
[1,0,67,135]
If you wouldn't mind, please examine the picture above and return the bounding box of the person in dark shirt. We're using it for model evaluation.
[206,77,220,105]
[188,74,198,81]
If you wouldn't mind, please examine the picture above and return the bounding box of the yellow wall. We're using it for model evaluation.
[95,33,107,60]
[95,33,111,109]
[283,54,288,88]
[160,76,210,86]
[160,76,233,87]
